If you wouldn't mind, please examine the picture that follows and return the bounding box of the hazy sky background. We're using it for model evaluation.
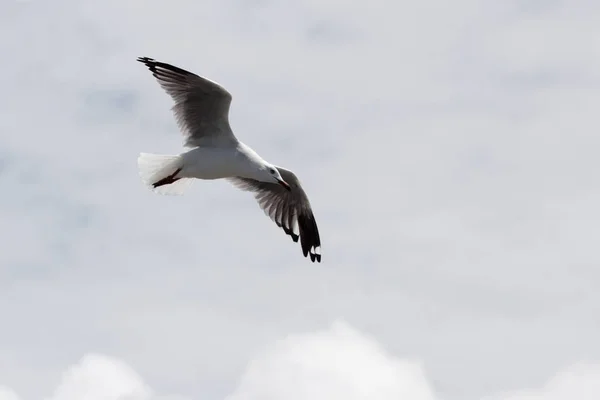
[1,0,600,399]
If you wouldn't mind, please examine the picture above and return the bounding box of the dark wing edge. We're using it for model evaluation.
[136,57,232,99]
[228,169,322,262]
[137,56,201,79]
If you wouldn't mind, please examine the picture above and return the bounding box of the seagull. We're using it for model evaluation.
[136,57,321,262]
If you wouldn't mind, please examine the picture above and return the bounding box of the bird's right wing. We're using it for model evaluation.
[137,57,238,147]
[228,167,322,262]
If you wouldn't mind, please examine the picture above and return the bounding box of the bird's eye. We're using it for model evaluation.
[269,168,276,174]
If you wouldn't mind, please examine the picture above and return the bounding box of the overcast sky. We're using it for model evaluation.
[1,0,600,399]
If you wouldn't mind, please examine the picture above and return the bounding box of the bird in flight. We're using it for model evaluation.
[136,57,321,262]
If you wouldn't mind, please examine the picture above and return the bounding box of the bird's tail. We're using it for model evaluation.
[137,152,192,195]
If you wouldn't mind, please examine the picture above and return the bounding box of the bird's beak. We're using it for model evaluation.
[277,179,292,191]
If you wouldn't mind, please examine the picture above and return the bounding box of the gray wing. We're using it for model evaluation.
[228,167,322,262]
[137,57,237,147]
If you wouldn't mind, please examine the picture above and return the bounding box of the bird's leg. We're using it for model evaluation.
[152,168,182,188]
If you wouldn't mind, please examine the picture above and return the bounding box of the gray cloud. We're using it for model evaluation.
[1,0,600,399]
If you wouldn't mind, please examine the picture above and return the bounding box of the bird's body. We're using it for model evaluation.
[179,143,261,180]
[136,57,321,262]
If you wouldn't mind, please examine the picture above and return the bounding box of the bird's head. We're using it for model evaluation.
[263,165,291,191]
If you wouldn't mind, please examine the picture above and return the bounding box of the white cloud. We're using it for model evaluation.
[487,363,600,400]
[46,354,152,400]
[226,320,436,400]
[228,322,600,400]
[0,354,187,400]
[0,387,19,400]
[2,323,600,400]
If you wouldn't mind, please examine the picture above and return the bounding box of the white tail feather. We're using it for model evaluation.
[137,153,192,196]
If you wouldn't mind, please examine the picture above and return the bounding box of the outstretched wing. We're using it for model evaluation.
[137,57,237,147]
[228,167,321,262]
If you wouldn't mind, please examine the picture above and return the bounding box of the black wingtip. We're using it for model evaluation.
[137,57,158,72]
[137,56,153,64]
[308,252,322,263]
[137,57,201,80]
[308,248,322,263]
[281,224,299,243]
[297,212,321,263]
